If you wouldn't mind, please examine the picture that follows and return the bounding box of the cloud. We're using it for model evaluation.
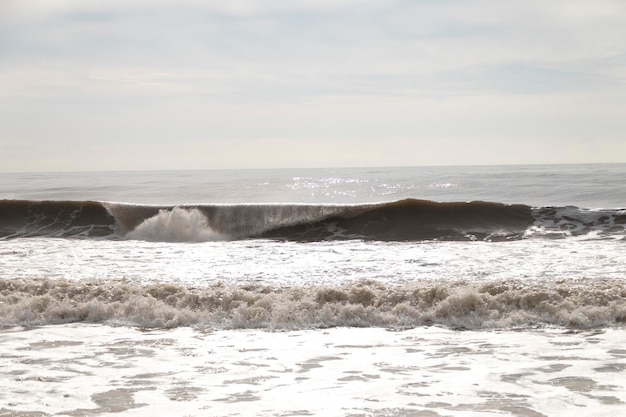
[1,0,625,170]
[6,1,625,92]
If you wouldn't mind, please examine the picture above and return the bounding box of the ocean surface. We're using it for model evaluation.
[1,164,625,416]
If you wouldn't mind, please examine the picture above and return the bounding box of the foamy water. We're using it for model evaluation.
[1,164,625,416]
[2,325,625,417]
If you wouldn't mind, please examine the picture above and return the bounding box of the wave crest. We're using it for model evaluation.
[126,207,226,242]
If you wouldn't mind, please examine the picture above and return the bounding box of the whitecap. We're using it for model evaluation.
[126,207,227,242]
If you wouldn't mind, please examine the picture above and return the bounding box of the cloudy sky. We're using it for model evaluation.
[1,0,625,171]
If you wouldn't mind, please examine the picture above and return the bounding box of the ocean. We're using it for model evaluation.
[1,164,625,416]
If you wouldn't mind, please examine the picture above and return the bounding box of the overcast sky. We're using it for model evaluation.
[1,0,625,171]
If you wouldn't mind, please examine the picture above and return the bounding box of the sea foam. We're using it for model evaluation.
[126,207,227,242]
[2,277,624,330]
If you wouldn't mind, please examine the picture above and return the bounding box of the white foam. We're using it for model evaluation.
[530,206,626,240]
[126,207,227,242]
[3,276,625,330]
[2,325,625,417]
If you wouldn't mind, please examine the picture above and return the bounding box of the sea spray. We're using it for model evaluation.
[125,207,226,242]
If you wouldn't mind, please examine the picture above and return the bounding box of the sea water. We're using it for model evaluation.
[1,164,625,416]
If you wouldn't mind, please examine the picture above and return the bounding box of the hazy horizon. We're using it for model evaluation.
[2,161,626,175]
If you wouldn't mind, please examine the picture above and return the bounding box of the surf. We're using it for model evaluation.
[1,198,624,242]
[2,276,624,329]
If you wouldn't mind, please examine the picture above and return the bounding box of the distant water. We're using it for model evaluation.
[2,163,626,206]
[1,164,625,416]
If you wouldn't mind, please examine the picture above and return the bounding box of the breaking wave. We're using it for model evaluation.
[1,278,624,330]
[125,207,226,242]
[1,199,624,242]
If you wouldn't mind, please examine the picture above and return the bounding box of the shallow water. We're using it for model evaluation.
[1,325,625,417]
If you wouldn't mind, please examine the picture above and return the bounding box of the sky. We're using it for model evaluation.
[1,0,625,171]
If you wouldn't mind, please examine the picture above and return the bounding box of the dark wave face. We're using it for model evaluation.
[259,199,534,241]
[1,199,624,242]
[0,200,116,239]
